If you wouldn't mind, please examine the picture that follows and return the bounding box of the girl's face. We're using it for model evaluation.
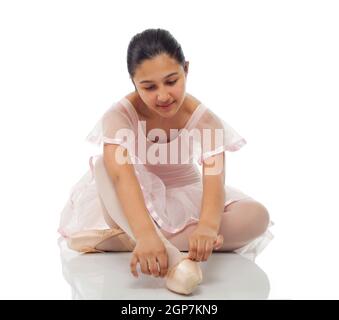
[132,53,189,119]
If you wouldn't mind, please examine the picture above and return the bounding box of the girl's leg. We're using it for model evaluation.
[95,194,136,251]
[165,199,270,253]
[93,156,186,268]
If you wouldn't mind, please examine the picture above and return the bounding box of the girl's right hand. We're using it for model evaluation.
[130,232,168,278]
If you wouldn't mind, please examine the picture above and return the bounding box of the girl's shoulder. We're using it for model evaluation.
[185,93,203,113]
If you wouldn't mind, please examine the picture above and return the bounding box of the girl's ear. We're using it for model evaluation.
[184,61,189,75]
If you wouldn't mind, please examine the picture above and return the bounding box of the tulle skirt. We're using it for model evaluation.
[58,158,274,262]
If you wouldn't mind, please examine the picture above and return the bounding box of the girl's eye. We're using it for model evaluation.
[144,80,178,91]
[167,80,177,85]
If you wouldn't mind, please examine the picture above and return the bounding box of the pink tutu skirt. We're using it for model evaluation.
[58,156,274,262]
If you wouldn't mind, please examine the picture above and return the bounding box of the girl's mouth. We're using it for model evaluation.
[157,101,175,109]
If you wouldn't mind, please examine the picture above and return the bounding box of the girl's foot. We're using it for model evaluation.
[66,228,135,253]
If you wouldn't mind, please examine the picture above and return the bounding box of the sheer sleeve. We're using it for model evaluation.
[85,102,135,152]
[193,108,247,165]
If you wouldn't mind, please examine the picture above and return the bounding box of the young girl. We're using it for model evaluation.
[58,28,274,295]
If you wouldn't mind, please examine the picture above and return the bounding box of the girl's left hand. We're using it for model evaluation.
[188,224,224,262]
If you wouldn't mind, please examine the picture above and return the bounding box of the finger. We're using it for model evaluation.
[157,253,168,278]
[188,240,197,261]
[214,234,224,250]
[196,239,205,262]
[148,257,160,278]
[202,241,213,261]
[130,254,139,278]
[140,258,151,275]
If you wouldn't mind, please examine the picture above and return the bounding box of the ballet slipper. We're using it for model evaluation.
[165,256,203,295]
[66,228,135,253]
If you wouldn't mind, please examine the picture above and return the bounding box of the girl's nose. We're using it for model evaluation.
[157,94,171,103]
[157,88,170,102]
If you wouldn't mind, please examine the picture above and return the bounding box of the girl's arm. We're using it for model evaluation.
[187,152,225,261]
[103,143,157,240]
[199,152,226,231]
[104,143,169,278]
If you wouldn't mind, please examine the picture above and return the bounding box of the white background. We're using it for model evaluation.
[0,0,338,299]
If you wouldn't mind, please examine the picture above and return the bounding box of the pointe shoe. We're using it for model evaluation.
[165,257,203,295]
[66,228,135,253]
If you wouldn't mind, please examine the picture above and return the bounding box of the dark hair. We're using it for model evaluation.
[127,28,186,82]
